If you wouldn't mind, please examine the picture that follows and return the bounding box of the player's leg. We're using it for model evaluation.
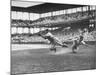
[56,41,68,48]
[53,37,68,48]
[50,43,56,52]
[72,45,77,53]
[81,41,89,47]
[72,46,75,53]
[53,44,56,52]
[77,46,79,51]
[81,41,86,45]
[62,42,68,47]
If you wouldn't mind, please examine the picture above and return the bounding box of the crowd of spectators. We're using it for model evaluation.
[30,11,89,26]
[11,10,94,27]
[11,10,96,43]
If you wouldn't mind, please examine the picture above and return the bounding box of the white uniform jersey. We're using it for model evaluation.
[44,32,63,45]
[45,32,54,37]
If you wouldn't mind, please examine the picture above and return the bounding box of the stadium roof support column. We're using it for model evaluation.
[28,12,30,21]
[39,14,41,18]
[51,12,53,17]
[16,27,18,34]
[63,9,65,15]
[28,27,31,34]
[88,6,91,16]
[81,7,83,16]
[28,12,31,27]
[22,27,24,34]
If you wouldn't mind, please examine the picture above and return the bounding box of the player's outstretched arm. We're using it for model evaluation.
[37,33,47,39]
[81,41,89,47]
[67,38,73,41]
[81,41,86,45]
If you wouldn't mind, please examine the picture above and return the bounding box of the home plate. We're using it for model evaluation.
[49,47,71,55]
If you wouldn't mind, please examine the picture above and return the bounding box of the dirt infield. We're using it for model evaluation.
[11,44,96,74]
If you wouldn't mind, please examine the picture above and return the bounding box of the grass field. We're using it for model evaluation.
[11,43,96,75]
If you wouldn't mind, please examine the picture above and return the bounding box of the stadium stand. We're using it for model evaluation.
[11,3,96,44]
